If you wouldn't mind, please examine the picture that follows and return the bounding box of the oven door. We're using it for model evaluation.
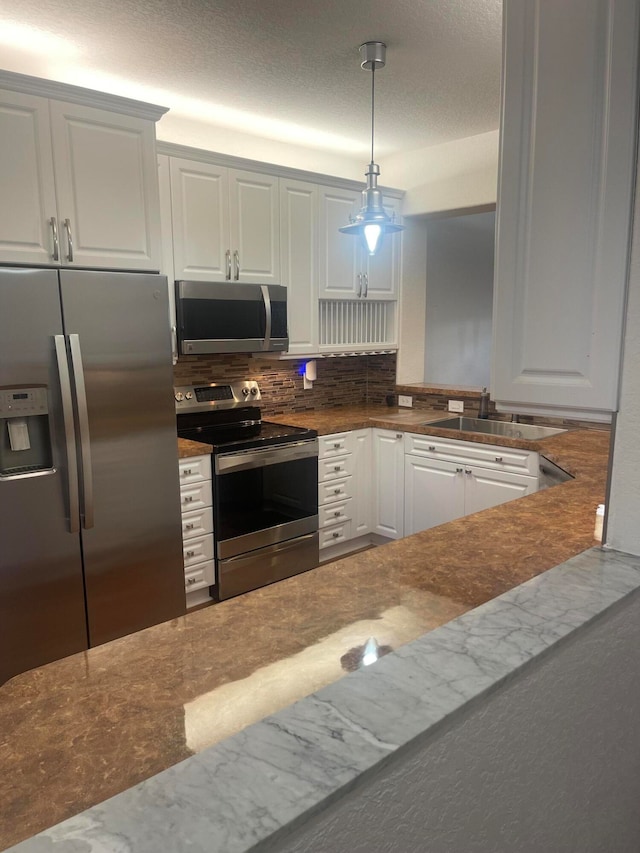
[214,439,318,559]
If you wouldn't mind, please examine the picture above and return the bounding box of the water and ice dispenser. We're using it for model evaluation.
[0,386,53,477]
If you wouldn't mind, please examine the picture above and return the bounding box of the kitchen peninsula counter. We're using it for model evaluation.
[2,406,611,851]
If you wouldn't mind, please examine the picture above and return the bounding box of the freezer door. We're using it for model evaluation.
[0,268,88,684]
[60,270,185,645]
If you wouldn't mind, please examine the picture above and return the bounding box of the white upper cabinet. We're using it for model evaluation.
[49,101,161,271]
[318,185,400,300]
[492,0,639,421]
[0,86,162,271]
[279,177,318,354]
[170,158,279,284]
[0,90,57,265]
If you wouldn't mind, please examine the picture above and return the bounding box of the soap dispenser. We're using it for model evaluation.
[478,387,490,419]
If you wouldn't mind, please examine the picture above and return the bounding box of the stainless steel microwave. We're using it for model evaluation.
[175,281,288,355]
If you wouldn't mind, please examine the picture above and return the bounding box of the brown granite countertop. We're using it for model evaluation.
[178,437,212,458]
[0,407,610,850]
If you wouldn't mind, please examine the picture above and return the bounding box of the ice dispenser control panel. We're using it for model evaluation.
[0,387,49,418]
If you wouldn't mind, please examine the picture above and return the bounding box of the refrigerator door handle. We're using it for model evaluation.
[54,335,80,534]
[68,334,94,529]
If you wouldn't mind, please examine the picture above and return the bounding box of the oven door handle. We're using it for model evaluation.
[215,439,318,474]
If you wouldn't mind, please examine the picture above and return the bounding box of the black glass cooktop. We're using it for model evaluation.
[177,408,316,454]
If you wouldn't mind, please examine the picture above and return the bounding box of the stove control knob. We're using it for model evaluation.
[185,391,193,400]
[242,388,250,397]
[250,387,258,395]
[175,391,184,402]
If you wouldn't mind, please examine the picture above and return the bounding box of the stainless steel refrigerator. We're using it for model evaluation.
[0,268,185,685]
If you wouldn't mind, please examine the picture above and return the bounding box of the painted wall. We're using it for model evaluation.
[396,219,428,384]
[384,130,499,216]
[275,590,640,853]
[424,211,495,387]
[605,156,640,555]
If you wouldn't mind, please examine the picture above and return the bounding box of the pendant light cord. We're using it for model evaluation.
[370,63,376,164]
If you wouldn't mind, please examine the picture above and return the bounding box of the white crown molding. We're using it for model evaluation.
[0,70,168,122]
[156,140,405,198]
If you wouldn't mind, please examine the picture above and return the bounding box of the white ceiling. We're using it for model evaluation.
[0,0,502,159]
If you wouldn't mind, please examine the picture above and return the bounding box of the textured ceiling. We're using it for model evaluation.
[0,0,502,157]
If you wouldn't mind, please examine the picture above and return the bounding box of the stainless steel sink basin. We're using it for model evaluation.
[422,417,567,440]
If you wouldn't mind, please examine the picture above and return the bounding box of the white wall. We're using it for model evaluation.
[605,154,640,555]
[424,211,495,387]
[274,590,640,853]
[396,219,428,384]
[384,130,499,216]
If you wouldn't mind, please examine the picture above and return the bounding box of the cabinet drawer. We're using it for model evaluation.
[407,434,538,476]
[183,533,214,569]
[185,560,215,593]
[181,506,213,539]
[320,519,353,549]
[180,480,212,512]
[320,499,352,528]
[319,432,353,458]
[178,454,211,485]
[319,476,352,505]
[319,454,354,482]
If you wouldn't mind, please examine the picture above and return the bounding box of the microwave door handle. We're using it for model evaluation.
[261,285,272,350]
[69,334,94,529]
[54,335,80,534]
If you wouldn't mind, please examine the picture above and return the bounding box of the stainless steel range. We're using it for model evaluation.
[175,381,319,600]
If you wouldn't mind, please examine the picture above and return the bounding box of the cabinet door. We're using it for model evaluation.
[229,168,280,284]
[352,428,372,536]
[49,100,161,271]
[464,466,537,516]
[318,186,361,298]
[404,456,465,536]
[280,178,318,353]
[492,0,639,419]
[0,90,58,265]
[372,429,404,539]
[169,158,230,281]
[364,197,402,300]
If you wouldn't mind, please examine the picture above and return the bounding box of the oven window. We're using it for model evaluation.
[216,455,317,542]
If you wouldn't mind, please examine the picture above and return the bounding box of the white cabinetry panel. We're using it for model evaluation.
[229,169,280,283]
[405,456,465,536]
[372,429,404,539]
[492,0,639,419]
[0,90,57,265]
[280,178,318,354]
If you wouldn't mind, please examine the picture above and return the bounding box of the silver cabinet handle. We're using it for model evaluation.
[363,272,368,298]
[187,576,198,585]
[334,510,341,517]
[63,218,74,262]
[69,334,94,529]
[333,442,341,448]
[332,531,340,539]
[186,550,196,558]
[182,468,193,476]
[357,273,362,298]
[334,488,341,495]
[465,468,472,475]
[456,467,463,473]
[334,465,341,471]
[225,249,231,280]
[495,456,503,462]
[185,522,194,530]
[50,217,59,262]
[184,495,193,503]
[54,335,80,534]
[233,249,240,280]
[396,433,402,439]
[428,445,436,451]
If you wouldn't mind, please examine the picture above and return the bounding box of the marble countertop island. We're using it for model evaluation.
[1,406,616,851]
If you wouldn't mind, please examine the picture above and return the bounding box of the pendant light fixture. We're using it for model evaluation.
[339,41,404,256]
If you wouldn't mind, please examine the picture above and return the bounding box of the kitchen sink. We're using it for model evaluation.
[422,417,567,440]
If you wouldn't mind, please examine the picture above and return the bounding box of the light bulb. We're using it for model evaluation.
[363,223,383,255]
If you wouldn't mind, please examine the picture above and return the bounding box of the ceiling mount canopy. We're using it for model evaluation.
[339,41,404,256]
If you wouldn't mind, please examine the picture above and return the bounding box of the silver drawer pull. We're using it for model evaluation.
[332,531,340,539]
[334,465,341,471]
[333,488,341,494]
[182,468,192,476]
[428,445,436,451]
[333,442,341,448]
[187,577,198,586]
[495,456,503,462]
[185,522,194,530]
[456,467,463,473]
[334,510,341,517]
[465,469,472,475]
[183,495,193,503]
[186,550,196,558]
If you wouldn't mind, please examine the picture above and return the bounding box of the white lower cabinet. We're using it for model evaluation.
[372,429,405,540]
[318,428,371,552]
[178,454,215,605]
[404,434,538,536]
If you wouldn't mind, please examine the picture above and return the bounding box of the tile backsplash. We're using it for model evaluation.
[173,353,397,417]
